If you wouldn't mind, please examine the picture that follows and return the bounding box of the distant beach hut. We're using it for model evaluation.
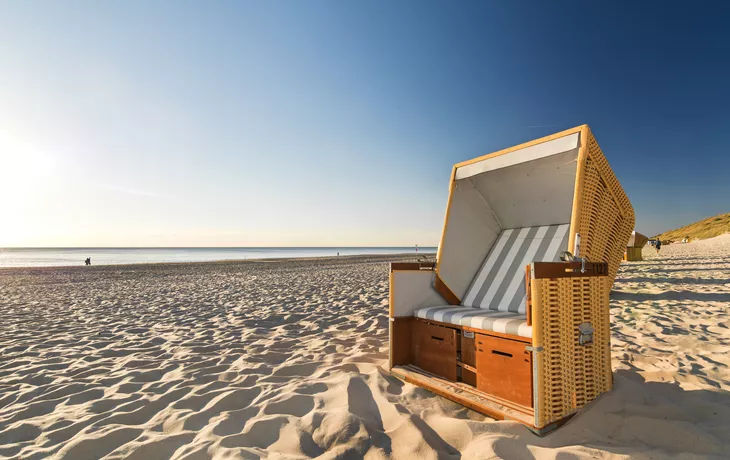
[388,125,634,435]
[624,231,648,261]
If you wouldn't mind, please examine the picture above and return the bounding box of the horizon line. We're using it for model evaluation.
[1,246,439,250]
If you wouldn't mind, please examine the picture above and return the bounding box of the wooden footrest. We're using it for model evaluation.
[391,364,534,426]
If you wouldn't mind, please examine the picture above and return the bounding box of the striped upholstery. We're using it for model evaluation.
[415,306,531,338]
[462,224,570,314]
[413,225,569,338]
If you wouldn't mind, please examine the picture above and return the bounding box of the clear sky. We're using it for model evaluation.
[1,1,729,247]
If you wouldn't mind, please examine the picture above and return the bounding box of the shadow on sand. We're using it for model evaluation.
[633,256,729,264]
[538,369,730,457]
[618,277,730,286]
[612,290,730,302]
[621,267,730,275]
[379,368,730,458]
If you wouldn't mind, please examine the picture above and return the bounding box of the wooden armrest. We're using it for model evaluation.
[531,261,608,279]
[390,262,436,272]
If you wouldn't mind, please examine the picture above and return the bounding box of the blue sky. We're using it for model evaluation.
[1,1,728,246]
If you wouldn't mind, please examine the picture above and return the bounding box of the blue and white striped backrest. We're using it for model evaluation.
[462,224,570,314]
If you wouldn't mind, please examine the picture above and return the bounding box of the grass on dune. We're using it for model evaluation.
[654,212,730,241]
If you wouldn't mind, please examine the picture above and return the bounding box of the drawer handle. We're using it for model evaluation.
[492,350,513,358]
[431,336,444,342]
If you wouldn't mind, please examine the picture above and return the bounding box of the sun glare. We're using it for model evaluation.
[0,135,59,246]
[0,136,57,191]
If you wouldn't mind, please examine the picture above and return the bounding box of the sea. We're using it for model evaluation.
[0,247,437,268]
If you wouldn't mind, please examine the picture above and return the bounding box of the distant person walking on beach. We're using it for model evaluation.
[655,240,661,254]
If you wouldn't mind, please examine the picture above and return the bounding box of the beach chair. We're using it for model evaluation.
[389,125,634,435]
[624,231,648,261]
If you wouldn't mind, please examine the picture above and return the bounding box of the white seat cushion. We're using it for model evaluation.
[414,305,532,338]
[461,224,570,314]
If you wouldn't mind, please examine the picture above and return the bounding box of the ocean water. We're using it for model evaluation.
[0,247,437,268]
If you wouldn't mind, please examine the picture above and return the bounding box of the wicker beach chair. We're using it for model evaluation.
[389,125,634,434]
[624,231,648,261]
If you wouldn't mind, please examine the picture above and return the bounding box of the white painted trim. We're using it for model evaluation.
[455,133,580,180]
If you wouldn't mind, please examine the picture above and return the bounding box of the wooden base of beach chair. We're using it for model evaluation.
[390,364,575,436]
[405,318,534,412]
[408,317,532,400]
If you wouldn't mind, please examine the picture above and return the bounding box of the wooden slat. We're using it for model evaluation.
[434,274,460,305]
[460,334,476,367]
[403,363,536,417]
[390,317,412,367]
[457,361,477,374]
[391,365,534,426]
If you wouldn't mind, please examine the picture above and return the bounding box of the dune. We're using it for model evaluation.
[655,212,730,242]
[1,246,729,459]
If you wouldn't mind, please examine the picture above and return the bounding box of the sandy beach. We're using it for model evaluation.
[1,240,729,459]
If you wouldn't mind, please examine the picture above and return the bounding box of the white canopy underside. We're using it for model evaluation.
[454,133,580,180]
[438,132,581,299]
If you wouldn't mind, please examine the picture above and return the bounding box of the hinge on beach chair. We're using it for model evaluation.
[578,323,594,346]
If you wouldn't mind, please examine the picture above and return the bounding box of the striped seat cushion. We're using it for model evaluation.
[415,305,531,338]
[462,224,570,314]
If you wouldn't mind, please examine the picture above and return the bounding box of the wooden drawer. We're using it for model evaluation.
[412,320,457,381]
[476,334,532,407]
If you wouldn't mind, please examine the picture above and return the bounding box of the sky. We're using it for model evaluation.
[1,1,729,247]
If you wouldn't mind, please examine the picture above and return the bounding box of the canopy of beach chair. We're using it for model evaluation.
[628,231,649,248]
[435,125,633,301]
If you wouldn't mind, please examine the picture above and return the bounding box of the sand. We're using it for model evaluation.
[1,241,729,459]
